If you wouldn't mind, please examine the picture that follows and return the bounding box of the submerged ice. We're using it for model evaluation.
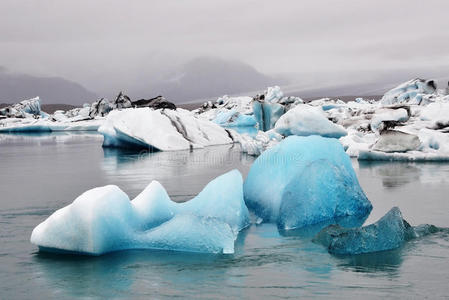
[314,207,439,255]
[31,170,250,255]
[243,136,372,230]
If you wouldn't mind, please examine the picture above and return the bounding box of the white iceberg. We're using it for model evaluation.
[264,86,284,103]
[31,170,249,255]
[369,107,410,131]
[274,104,347,138]
[0,97,43,118]
[99,108,233,151]
[0,118,104,133]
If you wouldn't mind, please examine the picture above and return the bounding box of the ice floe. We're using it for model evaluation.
[314,207,439,255]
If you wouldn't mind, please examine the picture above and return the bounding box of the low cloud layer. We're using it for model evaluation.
[1,0,448,103]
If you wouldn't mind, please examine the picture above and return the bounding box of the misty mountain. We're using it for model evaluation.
[0,69,97,105]
[150,57,287,103]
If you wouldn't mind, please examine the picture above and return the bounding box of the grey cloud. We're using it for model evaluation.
[0,0,448,103]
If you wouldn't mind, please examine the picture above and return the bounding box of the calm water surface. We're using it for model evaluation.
[1,133,449,299]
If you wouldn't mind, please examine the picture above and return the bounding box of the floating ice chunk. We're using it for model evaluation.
[16,97,42,115]
[243,136,372,229]
[264,86,284,103]
[99,108,186,150]
[274,105,347,138]
[370,108,409,131]
[381,78,436,105]
[0,97,43,118]
[372,130,421,153]
[99,108,232,150]
[313,207,439,255]
[31,170,248,255]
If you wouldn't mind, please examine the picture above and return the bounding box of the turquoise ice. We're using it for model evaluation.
[31,170,249,255]
[243,136,372,230]
[313,207,439,255]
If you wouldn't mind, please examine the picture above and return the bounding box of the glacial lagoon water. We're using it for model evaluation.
[1,133,449,299]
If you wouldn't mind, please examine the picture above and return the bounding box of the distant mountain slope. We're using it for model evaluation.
[0,70,97,105]
[153,57,287,102]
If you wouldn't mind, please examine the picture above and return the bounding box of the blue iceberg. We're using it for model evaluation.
[313,207,439,255]
[243,136,372,230]
[31,170,249,255]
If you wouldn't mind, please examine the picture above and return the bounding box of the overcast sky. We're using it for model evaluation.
[1,0,449,97]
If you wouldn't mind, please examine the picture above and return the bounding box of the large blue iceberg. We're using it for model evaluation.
[31,170,250,255]
[243,136,372,230]
[313,207,439,255]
